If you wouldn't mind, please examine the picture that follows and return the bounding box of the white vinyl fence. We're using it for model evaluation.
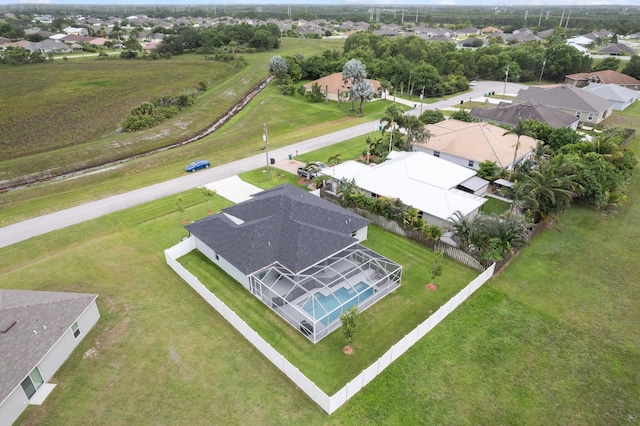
[165,237,495,415]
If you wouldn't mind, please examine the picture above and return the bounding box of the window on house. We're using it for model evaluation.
[351,231,357,237]
[21,367,44,399]
[71,321,81,339]
[371,192,378,198]
[433,151,440,157]
[575,111,582,118]
[468,160,474,167]
[587,113,594,121]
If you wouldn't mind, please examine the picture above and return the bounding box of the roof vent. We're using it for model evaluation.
[0,320,16,333]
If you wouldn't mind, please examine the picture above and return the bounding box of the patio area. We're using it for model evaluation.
[249,245,402,343]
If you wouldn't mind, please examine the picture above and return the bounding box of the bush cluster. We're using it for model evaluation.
[122,93,196,132]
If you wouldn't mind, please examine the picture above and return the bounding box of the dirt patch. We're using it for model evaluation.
[343,346,354,355]
[426,283,437,291]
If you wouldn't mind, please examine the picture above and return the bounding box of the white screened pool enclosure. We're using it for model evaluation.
[250,244,402,343]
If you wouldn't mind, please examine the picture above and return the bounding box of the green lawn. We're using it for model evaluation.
[481,196,511,215]
[3,65,640,425]
[178,225,477,394]
[238,168,304,190]
[6,144,638,423]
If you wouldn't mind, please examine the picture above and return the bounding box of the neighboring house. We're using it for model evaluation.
[481,26,503,34]
[62,26,88,36]
[303,72,381,101]
[183,184,402,343]
[373,28,399,37]
[456,26,480,37]
[513,85,615,124]
[564,69,640,90]
[471,102,580,130]
[566,35,594,46]
[414,120,538,171]
[0,290,99,426]
[582,83,639,111]
[537,29,555,39]
[597,43,637,56]
[321,151,487,228]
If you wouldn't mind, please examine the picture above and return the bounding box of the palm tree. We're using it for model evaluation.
[503,118,534,180]
[379,80,392,99]
[475,213,530,260]
[328,153,343,166]
[532,140,553,162]
[519,157,581,226]
[499,179,532,217]
[404,115,430,149]
[380,103,405,153]
[448,211,482,251]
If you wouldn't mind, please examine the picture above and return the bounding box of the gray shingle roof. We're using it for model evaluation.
[0,290,98,404]
[471,102,579,129]
[583,83,640,103]
[513,85,614,114]
[185,184,370,275]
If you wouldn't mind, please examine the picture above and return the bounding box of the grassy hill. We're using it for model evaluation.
[0,38,344,185]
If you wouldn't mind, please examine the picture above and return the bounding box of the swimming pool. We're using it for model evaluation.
[299,282,374,325]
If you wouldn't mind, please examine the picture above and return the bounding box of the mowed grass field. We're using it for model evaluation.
[2,38,640,423]
[2,129,638,424]
[0,38,344,182]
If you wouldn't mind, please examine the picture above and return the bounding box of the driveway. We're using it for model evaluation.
[202,176,262,204]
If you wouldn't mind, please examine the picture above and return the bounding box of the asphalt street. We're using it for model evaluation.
[0,81,526,249]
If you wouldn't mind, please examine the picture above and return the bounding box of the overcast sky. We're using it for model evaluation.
[6,0,639,6]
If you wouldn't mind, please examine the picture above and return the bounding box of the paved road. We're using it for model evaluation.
[0,81,526,249]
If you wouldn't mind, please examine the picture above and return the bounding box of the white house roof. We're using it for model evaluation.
[583,83,640,104]
[322,151,486,221]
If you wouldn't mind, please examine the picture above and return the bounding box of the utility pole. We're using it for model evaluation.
[559,8,565,27]
[415,8,418,24]
[503,65,509,98]
[565,10,571,29]
[539,59,546,82]
[538,8,543,27]
[420,86,425,115]
[263,124,271,180]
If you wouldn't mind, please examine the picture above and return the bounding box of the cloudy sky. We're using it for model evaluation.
[7,0,639,5]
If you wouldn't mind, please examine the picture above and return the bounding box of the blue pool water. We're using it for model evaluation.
[299,282,374,325]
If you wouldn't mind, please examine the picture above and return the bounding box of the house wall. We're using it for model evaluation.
[0,300,99,426]
[1,385,29,426]
[354,226,368,242]
[412,146,480,170]
[556,106,613,124]
[38,300,100,381]
[193,237,250,289]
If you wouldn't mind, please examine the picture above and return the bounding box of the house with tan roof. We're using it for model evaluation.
[564,70,640,90]
[303,72,381,101]
[412,120,538,172]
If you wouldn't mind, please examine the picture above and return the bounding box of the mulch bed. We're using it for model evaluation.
[425,283,437,291]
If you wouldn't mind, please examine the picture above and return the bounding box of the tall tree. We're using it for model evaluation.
[519,157,581,225]
[503,118,534,180]
[351,80,375,114]
[342,59,367,112]
[268,56,288,82]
